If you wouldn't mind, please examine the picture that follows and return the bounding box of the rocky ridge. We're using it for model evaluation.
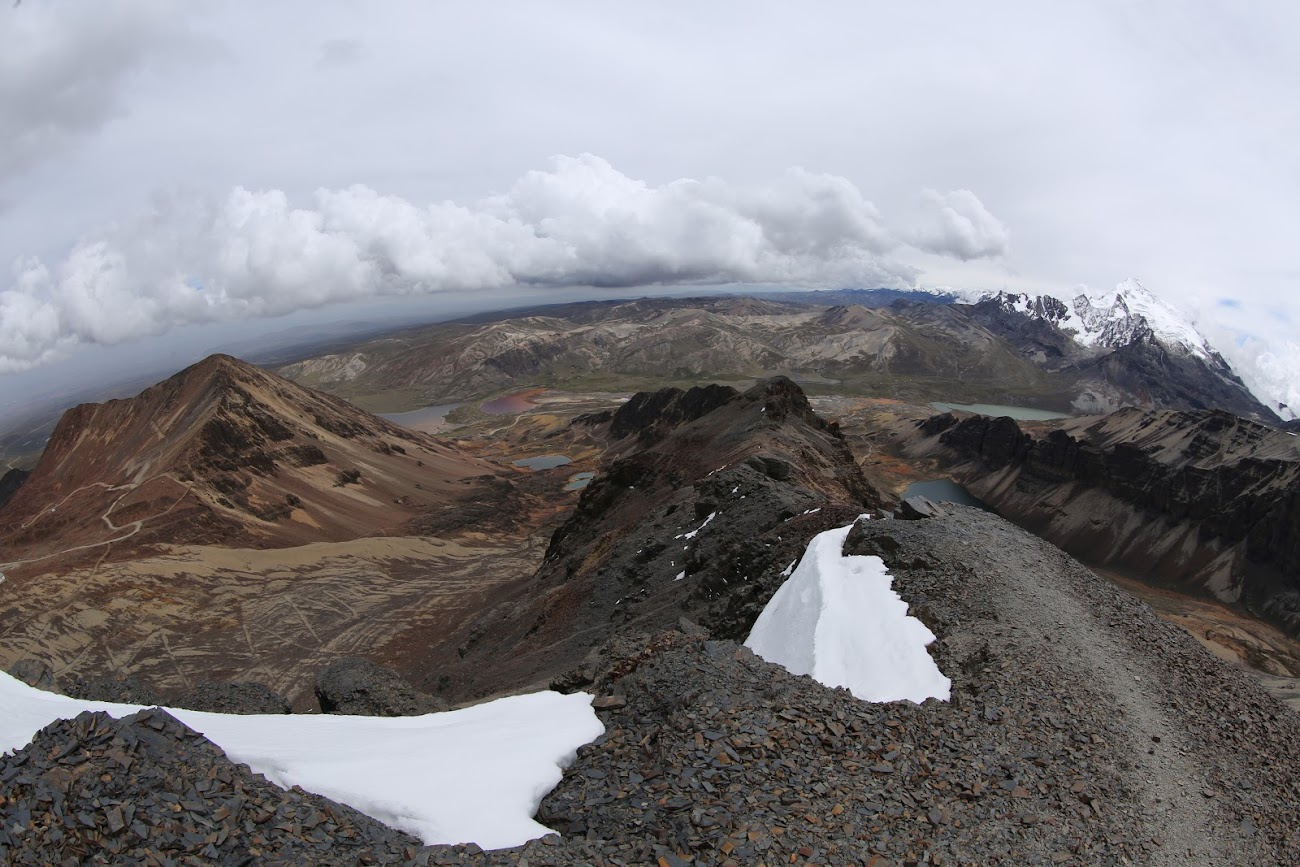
[414,377,885,703]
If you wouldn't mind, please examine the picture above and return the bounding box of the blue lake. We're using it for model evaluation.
[564,472,596,491]
[901,479,993,511]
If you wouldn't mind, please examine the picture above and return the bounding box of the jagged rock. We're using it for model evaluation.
[898,495,945,520]
[677,616,710,638]
[0,467,29,513]
[0,708,417,864]
[64,673,161,705]
[7,658,56,691]
[315,656,447,716]
[608,383,738,444]
[172,680,292,714]
[745,454,793,480]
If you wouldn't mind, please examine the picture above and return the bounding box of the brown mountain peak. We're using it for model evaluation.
[0,354,499,567]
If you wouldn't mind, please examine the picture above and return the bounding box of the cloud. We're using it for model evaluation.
[0,155,1008,372]
[905,190,1011,261]
[0,0,190,184]
[317,37,364,69]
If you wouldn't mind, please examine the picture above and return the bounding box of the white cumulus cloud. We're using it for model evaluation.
[0,155,1007,372]
[907,189,1011,261]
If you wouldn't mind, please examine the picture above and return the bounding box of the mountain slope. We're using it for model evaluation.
[911,406,1300,634]
[280,292,1275,421]
[0,354,501,567]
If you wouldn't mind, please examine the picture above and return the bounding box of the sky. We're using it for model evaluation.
[1,1,1297,411]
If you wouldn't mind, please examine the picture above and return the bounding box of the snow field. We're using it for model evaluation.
[745,521,951,704]
[0,674,604,850]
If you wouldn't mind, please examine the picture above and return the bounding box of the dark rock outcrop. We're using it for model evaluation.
[7,658,56,691]
[63,673,162,705]
[0,467,28,514]
[1078,334,1270,420]
[607,383,738,444]
[898,495,946,520]
[315,656,447,716]
[0,708,418,865]
[172,680,292,714]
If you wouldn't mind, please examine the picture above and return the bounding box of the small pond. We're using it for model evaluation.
[901,479,993,511]
[512,454,573,470]
[564,472,596,491]
[380,402,466,433]
[929,402,1068,421]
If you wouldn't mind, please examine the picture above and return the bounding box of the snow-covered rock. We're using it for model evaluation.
[744,521,950,704]
[987,278,1216,361]
[0,672,604,850]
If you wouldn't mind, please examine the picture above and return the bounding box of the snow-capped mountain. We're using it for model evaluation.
[992,278,1217,362]
[962,279,1276,420]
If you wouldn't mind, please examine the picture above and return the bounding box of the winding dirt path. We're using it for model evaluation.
[0,477,191,571]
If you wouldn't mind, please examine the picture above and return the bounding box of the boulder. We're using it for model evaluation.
[173,680,292,714]
[898,496,946,520]
[8,658,57,691]
[315,657,447,717]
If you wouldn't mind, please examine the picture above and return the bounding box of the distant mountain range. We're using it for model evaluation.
[280,286,1277,422]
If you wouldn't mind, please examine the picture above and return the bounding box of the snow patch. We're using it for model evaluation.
[0,673,604,850]
[745,523,950,704]
[676,511,717,540]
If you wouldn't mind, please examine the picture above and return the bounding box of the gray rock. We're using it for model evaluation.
[898,495,945,520]
[173,680,292,714]
[315,656,447,716]
[745,454,793,481]
[64,673,161,705]
[7,658,57,691]
[0,708,418,864]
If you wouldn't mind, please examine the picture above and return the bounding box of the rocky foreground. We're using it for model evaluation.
[4,507,1300,865]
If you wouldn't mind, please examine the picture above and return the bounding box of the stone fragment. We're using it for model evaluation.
[315,657,447,717]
